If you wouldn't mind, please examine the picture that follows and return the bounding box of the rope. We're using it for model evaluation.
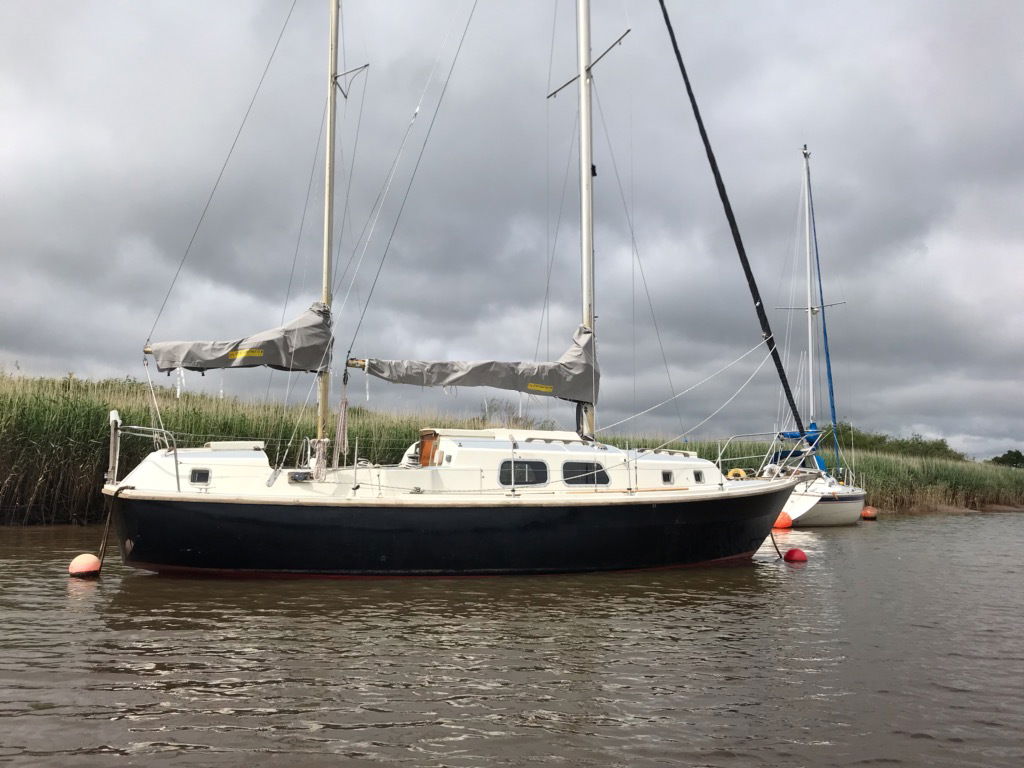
[147,0,300,344]
[331,370,350,468]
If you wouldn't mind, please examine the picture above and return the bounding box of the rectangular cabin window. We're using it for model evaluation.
[499,460,548,486]
[563,461,610,485]
[693,470,704,484]
[662,470,674,485]
[190,468,211,485]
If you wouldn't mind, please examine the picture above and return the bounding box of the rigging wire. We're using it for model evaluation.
[267,65,366,414]
[268,1,480,472]
[596,337,766,433]
[593,82,685,433]
[285,103,328,326]
[332,81,414,306]
[333,4,473,307]
[264,99,329,403]
[539,0,562,423]
[773,175,807,432]
[533,113,579,363]
[146,0,300,344]
[656,0,806,437]
[330,67,370,297]
[649,347,775,449]
[543,0,560,367]
[345,0,480,355]
[807,158,844,462]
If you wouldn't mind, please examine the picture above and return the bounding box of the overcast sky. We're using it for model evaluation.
[2,0,1021,458]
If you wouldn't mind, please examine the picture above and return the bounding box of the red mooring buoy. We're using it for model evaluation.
[773,511,793,529]
[68,553,101,578]
[783,548,808,563]
[861,506,878,521]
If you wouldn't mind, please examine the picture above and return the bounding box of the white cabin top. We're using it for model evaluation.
[421,427,586,444]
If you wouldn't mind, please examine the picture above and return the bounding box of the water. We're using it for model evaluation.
[2,512,1022,767]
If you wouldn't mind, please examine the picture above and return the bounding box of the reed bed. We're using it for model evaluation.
[1,374,1021,524]
[850,451,1024,512]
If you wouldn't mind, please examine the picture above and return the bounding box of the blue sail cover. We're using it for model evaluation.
[780,421,821,445]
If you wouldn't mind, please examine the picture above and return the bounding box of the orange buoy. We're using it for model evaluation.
[783,548,807,563]
[68,553,101,578]
[861,506,878,521]
[773,511,793,529]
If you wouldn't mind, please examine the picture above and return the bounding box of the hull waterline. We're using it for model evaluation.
[112,485,794,577]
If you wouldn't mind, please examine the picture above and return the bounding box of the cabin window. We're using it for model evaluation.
[662,470,673,485]
[563,461,610,485]
[499,460,548,486]
[190,468,211,485]
[693,470,704,484]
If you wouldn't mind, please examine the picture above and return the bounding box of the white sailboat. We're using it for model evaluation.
[101,0,803,576]
[774,146,866,528]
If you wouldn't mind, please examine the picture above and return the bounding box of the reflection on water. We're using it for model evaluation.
[1,515,1022,766]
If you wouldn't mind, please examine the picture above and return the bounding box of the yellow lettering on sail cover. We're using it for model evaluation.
[527,382,553,393]
[229,349,264,360]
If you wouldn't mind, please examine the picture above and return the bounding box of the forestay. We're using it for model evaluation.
[361,325,599,404]
[147,302,332,373]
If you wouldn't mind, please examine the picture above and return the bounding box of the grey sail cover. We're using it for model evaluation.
[364,325,599,404]
[148,303,332,373]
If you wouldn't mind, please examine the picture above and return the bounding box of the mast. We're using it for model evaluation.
[656,0,806,438]
[577,0,596,436]
[806,147,844,463]
[318,0,340,441]
[802,145,814,425]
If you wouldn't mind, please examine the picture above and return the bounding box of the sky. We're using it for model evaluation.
[1,0,1021,459]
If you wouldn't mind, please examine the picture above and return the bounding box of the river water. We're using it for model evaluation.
[1,511,1022,767]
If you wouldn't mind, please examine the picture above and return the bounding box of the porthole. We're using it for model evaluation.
[190,468,211,484]
[662,470,674,485]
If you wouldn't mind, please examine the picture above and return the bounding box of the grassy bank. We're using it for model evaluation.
[2,374,1022,524]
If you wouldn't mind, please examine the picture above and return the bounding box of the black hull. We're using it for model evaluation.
[112,488,791,577]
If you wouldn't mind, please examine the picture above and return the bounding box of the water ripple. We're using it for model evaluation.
[1,517,1022,766]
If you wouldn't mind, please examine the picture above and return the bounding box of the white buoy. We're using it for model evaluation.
[68,553,101,578]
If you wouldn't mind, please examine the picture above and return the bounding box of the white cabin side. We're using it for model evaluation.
[112,428,730,502]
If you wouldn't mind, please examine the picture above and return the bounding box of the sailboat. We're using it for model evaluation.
[772,146,867,528]
[101,0,802,576]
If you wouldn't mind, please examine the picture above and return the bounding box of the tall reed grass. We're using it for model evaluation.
[1,374,1021,524]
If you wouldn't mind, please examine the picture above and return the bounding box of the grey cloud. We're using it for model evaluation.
[1,0,1022,459]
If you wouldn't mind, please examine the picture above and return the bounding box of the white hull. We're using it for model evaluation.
[784,476,865,527]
